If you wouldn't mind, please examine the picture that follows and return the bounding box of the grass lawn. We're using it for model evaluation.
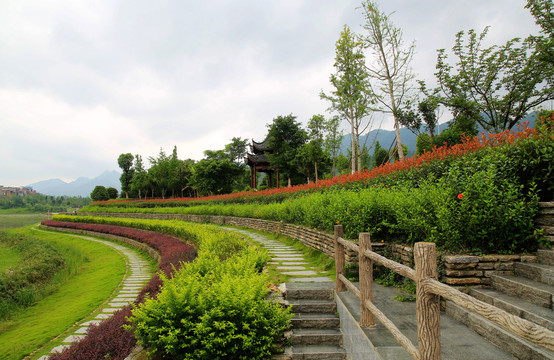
[0,214,48,231]
[0,226,127,360]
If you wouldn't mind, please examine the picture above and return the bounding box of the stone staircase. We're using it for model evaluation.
[446,249,554,360]
[275,282,346,360]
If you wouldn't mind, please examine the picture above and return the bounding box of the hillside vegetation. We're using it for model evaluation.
[83,117,554,253]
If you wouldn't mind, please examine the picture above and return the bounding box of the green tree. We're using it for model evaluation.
[526,0,554,65]
[148,148,171,199]
[90,186,109,201]
[131,155,148,199]
[373,141,389,167]
[324,116,344,177]
[321,25,374,173]
[266,115,307,186]
[117,153,134,199]
[433,27,554,132]
[359,1,416,161]
[396,97,439,141]
[106,187,118,199]
[190,156,242,195]
[224,137,249,163]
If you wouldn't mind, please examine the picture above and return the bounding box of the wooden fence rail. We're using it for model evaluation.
[333,225,554,360]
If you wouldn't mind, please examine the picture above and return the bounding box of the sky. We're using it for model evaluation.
[0,0,541,186]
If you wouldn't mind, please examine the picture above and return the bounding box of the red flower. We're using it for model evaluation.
[457,193,464,200]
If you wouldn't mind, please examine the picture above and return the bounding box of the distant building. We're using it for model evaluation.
[0,186,37,196]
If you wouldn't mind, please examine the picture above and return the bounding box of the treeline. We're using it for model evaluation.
[0,194,91,213]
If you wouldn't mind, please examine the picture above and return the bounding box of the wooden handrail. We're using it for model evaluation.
[337,236,359,252]
[423,278,554,352]
[364,249,416,281]
[338,274,360,298]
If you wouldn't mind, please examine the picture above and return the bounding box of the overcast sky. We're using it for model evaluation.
[0,0,541,186]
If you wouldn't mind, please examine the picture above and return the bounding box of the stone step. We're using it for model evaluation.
[515,262,554,286]
[291,313,340,330]
[538,249,554,266]
[541,226,554,236]
[283,283,334,301]
[284,299,337,314]
[290,329,342,346]
[491,274,554,309]
[469,288,554,331]
[445,301,554,360]
[285,345,346,360]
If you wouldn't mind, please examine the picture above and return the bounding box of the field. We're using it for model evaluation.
[0,214,48,231]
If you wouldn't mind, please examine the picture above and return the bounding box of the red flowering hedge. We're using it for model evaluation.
[43,220,197,360]
[89,116,553,208]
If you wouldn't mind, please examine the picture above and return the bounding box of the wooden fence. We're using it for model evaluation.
[333,225,554,360]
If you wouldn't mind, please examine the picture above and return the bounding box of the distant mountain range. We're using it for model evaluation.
[28,170,121,197]
[340,114,537,157]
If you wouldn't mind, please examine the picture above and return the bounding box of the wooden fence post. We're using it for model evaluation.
[359,232,375,326]
[334,225,346,292]
[415,242,441,360]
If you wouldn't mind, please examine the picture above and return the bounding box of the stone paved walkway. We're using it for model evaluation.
[35,232,154,360]
[222,227,333,282]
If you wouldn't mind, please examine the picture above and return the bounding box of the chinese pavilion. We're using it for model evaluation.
[245,138,279,189]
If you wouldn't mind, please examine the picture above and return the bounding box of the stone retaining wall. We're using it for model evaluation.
[536,202,554,247]
[80,212,539,287]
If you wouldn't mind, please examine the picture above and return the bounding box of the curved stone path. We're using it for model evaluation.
[33,231,154,360]
[222,227,332,282]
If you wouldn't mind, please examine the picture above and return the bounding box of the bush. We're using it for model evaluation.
[129,249,290,360]
[106,187,119,200]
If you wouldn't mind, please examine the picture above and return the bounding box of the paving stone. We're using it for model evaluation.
[38,356,50,360]
[290,277,334,282]
[281,262,309,265]
[62,334,85,343]
[109,302,130,307]
[51,345,70,353]
[81,320,102,326]
[102,307,123,313]
[282,270,318,276]
[273,257,305,261]
[74,327,89,334]
[277,266,308,270]
[95,313,113,319]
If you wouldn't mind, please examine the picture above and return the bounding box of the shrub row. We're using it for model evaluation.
[0,232,66,320]
[43,220,197,360]
[78,169,543,253]
[45,218,285,360]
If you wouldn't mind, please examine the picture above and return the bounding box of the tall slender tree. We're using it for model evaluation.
[117,153,134,199]
[321,25,374,173]
[358,1,416,161]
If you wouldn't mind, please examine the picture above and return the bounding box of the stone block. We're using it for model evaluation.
[477,255,520,262]
[520,255,538,263]
[445,262,478,270]
[476,262,495,270]
[445,269,483,277]
[444,277,482,285]
[484,270,513,277]
[444,255,479,264]
[494,262,514,271]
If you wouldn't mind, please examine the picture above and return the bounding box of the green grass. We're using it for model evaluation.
[0,244,21,273]
[0,226,127,360]
[0,214,47,231]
